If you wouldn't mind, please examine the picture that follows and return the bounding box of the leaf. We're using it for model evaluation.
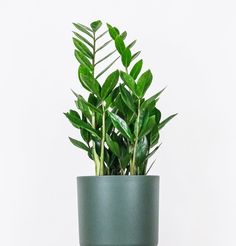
[145,144,162,161]
[108,111,133,142]
[120,71,136,93]
[80,96,102,115]
[96,56,119,79]
[130,59,143,80]
[81,115,91,143]
[76,95,92,121]
[95,50,116,66]
[115,35,126,55]
[73,31,93,48]
[69,137,90,151]
[106,134,120,157]
[135,136,149,166]
[131,51,141,61]
[114,95,129,116]
[127,40,136,49]
[88,93,98,106]
[73,38,93,59]
[107,24,119,39]
[146,159,156,174]
[74,50,93,71]
[116,142,130,169]
[96,30,108,40]
[139,115,156,138]
[134,109,149,137]
[150,125,159,147]
[101,70,119,99]
[120,31,127,40]
[104,87,119,109]
[79,66,101,96]
[158,113,177,130]
[119,85,136,113]
[141,87,166,109]
[136,70,153,98]
[73,23,93,38]
[151,108,161,124]
[96,39,113,53]
[69,109,80,119]
[64,112,101,139]
[90,20,102,32]
[121,47,132,68]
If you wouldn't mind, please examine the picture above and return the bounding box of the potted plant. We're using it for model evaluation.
[64,20,176,246]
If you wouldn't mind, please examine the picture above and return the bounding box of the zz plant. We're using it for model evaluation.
[64,20,176,176]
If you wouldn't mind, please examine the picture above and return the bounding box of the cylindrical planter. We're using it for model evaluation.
[77,176,159,246]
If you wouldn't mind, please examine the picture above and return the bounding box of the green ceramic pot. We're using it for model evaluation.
[77,176,159,246]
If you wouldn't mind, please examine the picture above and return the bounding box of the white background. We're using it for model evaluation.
[0,0,236,245]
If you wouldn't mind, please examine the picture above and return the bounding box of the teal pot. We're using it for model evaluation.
[77,176,159,246]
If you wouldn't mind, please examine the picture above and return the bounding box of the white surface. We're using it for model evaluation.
[0,0,236,245]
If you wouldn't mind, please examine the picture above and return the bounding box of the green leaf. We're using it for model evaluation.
[151,108,161,124]
[141,87,166,109]
[88,93,98,106]
[95,50,116,66]
[69,109,80,119]
[146,159,156,174]
[114,95,129,116]
[121,47,132,68]
[134,109,149,137]
[120,31,127,40]
[139,115,156,138]
[119,148,130,169]
[127,40,136,49]
[108,111,133,142]
[101,70,119,99]
[96,30,108,40]
[158,113,177,130]
[73,23,93,38]
[131,51,141,61]
[69,137,90,151]
[106,134,120,157]
[80,115,91,143]
[130,59,143,80]
[76,95,92,121]
[79,66,101,96]
[120,71,136,93]
[77,68,92,91]
[104,87,119,109]
[107,24,119,40]
[73,31,93,48]
[96,56,119,79]
[135,136,149,166]
[74,50,93,71]
[145,144,161,161]
[64,112,101,139]
[115,35,126,55]
[78,95,102,115]
[119,85,136,113]
[136,70,153,98]
[90,20,102,32]
[96,39,113,53]
[150,125,159,147]
[73,38,93,59]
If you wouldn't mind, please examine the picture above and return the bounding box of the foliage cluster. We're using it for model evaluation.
[65,20,176,175]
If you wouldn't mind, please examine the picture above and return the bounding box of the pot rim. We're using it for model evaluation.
[77,175,159,179]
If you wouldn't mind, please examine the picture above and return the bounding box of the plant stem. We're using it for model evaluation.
[131,99,140,175]
[91,31,101,175]
[100,103,106,175]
